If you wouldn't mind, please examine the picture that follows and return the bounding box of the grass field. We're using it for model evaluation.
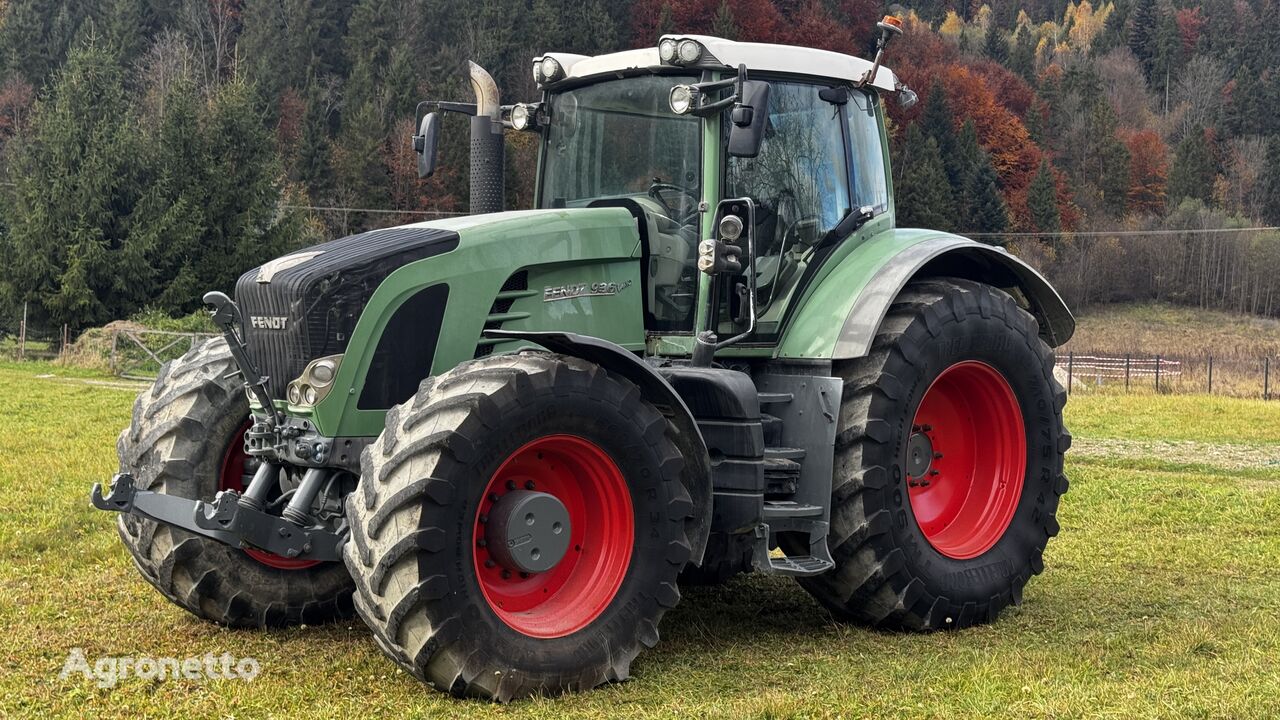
[3,361,1280,718]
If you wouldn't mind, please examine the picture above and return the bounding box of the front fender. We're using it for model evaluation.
[484,330,713,567]
[778,230,1074,360]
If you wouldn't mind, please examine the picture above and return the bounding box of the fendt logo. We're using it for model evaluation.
[249,315,289,330]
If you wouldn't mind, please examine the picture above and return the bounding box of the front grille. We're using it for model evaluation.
[235,225,460,398]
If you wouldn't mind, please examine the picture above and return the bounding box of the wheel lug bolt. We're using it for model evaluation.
[485,559,496,568]
[934,452,943,459]
[479,514,488,524]
[520,572,529,579]
[921,424,933,432]
[525,480,536,490]
[506,480,517,491]
[477,538,487,548]
[501,569,511,579]
[929,469,940,476]
[912,424,922,432]
[488,493,500,503]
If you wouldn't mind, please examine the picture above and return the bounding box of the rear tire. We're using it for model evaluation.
[345,351,698,701]
[115,338,355,627]
[792,278,1070,630]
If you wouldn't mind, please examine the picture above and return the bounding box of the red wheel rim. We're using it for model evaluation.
[218,420,321,570]
[907,361,1026,560]
[473,435,634,639]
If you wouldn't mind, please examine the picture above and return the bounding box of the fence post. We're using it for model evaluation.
[18,301,27,361]
[1266,357,1272,401]
[109,331,118,374]
[1155,355,1161,393]
[1125,353,1131,392]
[61,323,69,362]
[1067,352,1074,395]
[1208,355,1213,395]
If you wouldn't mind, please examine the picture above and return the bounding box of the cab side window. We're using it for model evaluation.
[725,81,852,322]
[847,90,889,213]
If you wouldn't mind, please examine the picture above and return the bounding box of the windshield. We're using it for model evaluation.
[539,75,701,217]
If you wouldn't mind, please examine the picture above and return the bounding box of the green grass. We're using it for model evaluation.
[3,362,1280,718]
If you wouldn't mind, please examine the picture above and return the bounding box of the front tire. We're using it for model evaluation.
[793,278,1070,630]
[345,351,697,701]
[115,338,355,627]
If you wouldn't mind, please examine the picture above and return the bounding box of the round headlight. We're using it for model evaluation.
[532,60,545,84]
[540,56,562,82]
[287,383,302,405]
[719,214,744,241]
[659,38,677,63]
[677,39,702,63]
[669,84,694,115]
[311,359,335,385]
[303,385,317,405]
[511,103,531,130]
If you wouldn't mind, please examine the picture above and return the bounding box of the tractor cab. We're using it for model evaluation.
[415,30,917,356]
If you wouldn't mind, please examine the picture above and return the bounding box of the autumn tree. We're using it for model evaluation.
[1125,130,1168,215]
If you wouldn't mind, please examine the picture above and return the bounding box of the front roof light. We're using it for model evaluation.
[540,56,563,83]
[658,38,677,63]
[677,39,703,64]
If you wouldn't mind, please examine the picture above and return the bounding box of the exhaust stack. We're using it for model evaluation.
[468,61,504,215]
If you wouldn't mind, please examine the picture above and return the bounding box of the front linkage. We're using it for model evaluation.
[91,292,347,564]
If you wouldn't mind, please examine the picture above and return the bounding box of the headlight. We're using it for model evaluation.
[540,56,563,82]
[677,39,702,63]
[303,385,317,405]
[658,38,677,63]
[287,383,302,405]
[511,103,532,130]
[719,214,744,241]
[311,358,336,385]
[532,59,545,84]
[669,84,695,115]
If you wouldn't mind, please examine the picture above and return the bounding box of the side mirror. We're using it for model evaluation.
[727,81,771,158]
[413,112,441,178]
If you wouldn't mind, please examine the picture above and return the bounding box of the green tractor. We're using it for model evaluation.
[93,19,1072,701]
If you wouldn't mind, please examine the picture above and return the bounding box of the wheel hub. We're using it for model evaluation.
[905,430,935,482]
[485,490,571,574]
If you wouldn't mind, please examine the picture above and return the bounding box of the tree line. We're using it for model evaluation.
[0,0,1277,332]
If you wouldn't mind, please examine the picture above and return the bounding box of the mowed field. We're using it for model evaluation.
[3,361,1280,719]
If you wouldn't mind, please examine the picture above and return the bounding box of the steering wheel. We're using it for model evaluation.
[648,181,700,225]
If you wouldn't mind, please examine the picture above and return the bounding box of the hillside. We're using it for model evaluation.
[1064,303,1280,357]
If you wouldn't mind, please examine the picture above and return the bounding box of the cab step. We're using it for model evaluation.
[767,553,834,576]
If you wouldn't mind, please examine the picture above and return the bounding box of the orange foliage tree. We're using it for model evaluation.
[1124,129,1169,214]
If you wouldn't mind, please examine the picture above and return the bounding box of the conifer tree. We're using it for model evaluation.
[1168,128,1217,205]
[895,125,956,231]
[1027,160,1061,234]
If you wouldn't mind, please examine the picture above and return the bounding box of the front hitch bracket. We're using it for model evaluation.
[91,473,345,562]
[202,291,280,428]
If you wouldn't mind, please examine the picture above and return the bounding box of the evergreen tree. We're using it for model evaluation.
[895,125,955,231]
[983,21,1008,65]
[297,83,335,198]
[1167,128,1217,205]
[921,84,960,187]
[964,150,1010,237]
[333,101,391,222]
[1127,0,1159,78]
[1262,135,1280,225]
[1087,101,1131,216]
[1027,160,1061,234]
[1225,68,1265,138]
[711,0,737,39]
[3,41,149,329]
[1009,27,1036,81]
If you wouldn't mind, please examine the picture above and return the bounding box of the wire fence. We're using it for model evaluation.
[1057,350,1277,400]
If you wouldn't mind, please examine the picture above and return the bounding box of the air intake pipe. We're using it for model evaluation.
[468,61,504,215]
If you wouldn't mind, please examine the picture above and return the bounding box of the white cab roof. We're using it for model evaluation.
[549,35,899,93]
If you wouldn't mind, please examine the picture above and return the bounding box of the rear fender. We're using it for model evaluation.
[778,231,1074,360]
[483,330,713,566]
